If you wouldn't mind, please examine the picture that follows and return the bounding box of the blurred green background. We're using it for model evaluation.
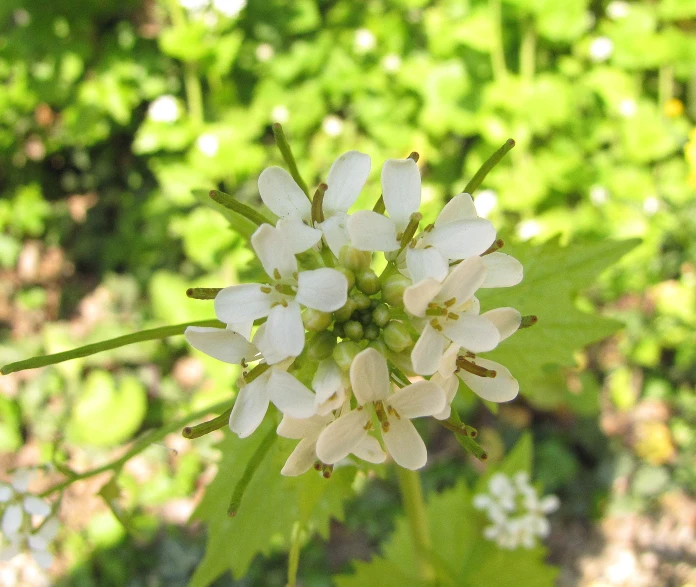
[0,0,695,585]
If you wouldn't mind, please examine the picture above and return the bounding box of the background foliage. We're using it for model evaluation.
[1,0,694,584]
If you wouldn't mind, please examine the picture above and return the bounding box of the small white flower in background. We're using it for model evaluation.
[643,195,659,215]
[382,54,402,73]
[148,95,180,123]
[516,219,541,241]
[473,471,559,550]
[212,0,246,18]
[589,184,608,206]
[197,133,219,157]
[180,0,209,12]
[618,98,637,118]
[0,470,59,569]
[589,36,614,62]
[354,28,376,53]
[13,9,31,26]
[271,105,289,124]
[256,43,275,62]
[474,189,497,219]
[322,115,344,137]
[607,1,631,19]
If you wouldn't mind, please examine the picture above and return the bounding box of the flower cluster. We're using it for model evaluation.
[186,150,529,474]
[0,470,59,569]
[473,471,559,550]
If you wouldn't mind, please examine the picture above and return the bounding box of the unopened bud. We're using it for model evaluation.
[364,323,380,340]
[303,308,332,332]
[332,322,345,338]
[372,303,391,327]
[356,270,380,295]
[307,331,337,361]
[334,298,358,323]
[333,340,362,371]
[335,266,356,291]
[520,315,538,328]
[383,321,412,352]
[339,245,372,272]
[368,339,388,354]
[344,320,364,341]
[382,274,411,307]
[352,292,371,311]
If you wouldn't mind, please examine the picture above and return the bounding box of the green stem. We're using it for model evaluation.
[209,189,272,226]
[272,123,310,198]
[40,398,234,497]
[658,65,674,111]
[520,16,536,83]
[227,426,276,516]
[688,67,696,120]
[1,319,223,375]
[287,521,302,587]
[396,467,435,584]
[464,138,515,195]
[489,0,508,81]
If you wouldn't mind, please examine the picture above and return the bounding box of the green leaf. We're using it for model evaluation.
[477,238,639,409]
[190,420,355,586]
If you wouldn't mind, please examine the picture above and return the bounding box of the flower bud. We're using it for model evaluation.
[332,322,345,338]
[382,274,411,307]
[333,340,362,371]
[302,308,332,332]
[364,323,380,340]
[334,298,358,323]
[356,270,380,295]
[382,320,413,353]
[307,331,337,361]
[372,303,391,327]
[358,309,373,326]
[335,266,356,292]
[344,320,364,341]
[368,339,388,355]
[352,292,371,310]
[339,245,372,272]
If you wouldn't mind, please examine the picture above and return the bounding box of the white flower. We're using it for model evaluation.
[321,115,344,137]
[589,36,613,62]
[271,105,289,123]
[382,53,402,73]
[474,471,559,550]
[643,195,659,215]
[618,98,637,118]
[315,349,445,470]
[197,133,219,157]
[589,184,608,206]
[212,0,246,18]
[607,1,630,19]
[258,151,371,257]
[148,95,180,123]
[180,0,209,11]
[516,219,540,241]
[354,28,376,53]
[256,43,275,62]
[214,224,348,362]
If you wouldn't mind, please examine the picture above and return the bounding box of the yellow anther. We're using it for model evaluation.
[447,312,459,320]
[273,268,281,280]
[260,285,272,293]
[430,319,443,331]
[444,297,457,307]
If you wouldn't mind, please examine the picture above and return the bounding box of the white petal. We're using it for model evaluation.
[434,193,478,226]
[352,435,386,464]
[266,369,317,419]
[388,380,445,418]
[252,323,291,365]
[347,210,399,252]
[36,517,60,542]
[315,409,370,464]
[277,414,330,439]
[438,256,486,304]
[438,342,460,377]
[406,247,449,283]
[0,543,20,562]
[323,151,371,215]
[230,321,254,341]
[441,314,500,353]
[312,359,344,407]
[228,376,270,438]
[258,166,311,221]
[251,223,298,279]
[281,437,319,476]
[482,307,522,341]
[403,278,441,318]
[276,218,322,254]
[381,158,421,231]
[383,417,428,470]
[32,549,53,569]
[23,495,51,517]
[350,348,391,404]
[318,213,351,257]
[410,324,447,376]
[265,301,305,359]
[423,219,496,260]
[185,326,259,364]
[1,504,22,535]
[0,485,12,502]
[540,495,560,513]
[215,284,272,323]
[11,470,30,492]
[457,358,519,402]
[296,268,348,312]
[481,252,524,288]
[431,373,459,420]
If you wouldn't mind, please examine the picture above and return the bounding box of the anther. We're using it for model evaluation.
[273,268,281,280]
[261,285,272,293]
[447,312,459,320]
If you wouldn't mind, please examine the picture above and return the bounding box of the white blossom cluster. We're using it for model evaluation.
[186,151,528,474]
[473,471,559,550]
[0,471,59,569]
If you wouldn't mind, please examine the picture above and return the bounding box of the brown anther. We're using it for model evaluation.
[274,284,283,292]
[313,461,322,471]
[241,359,247,369]
[273,268,281,280]
[444,297,457,307]
[381,421,390,432]
[424,223,434,233]
[456,356,497,378]
[447,312,459,320]
[482,238,504,256]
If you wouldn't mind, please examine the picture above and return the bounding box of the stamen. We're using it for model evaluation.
[425,308,447,317]
[280,299,288,307]
[447,312,459,320]
[482,238,505,256]
[260,285,272,294]
[430,319,443,331]
[456,357,497,378]
[273,268,281,280]
[311,182,328,225]
[443,297,457,307]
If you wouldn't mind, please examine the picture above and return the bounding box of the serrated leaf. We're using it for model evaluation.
[335,435,556,586]
[190,420,355,586]
[477,238,639,408]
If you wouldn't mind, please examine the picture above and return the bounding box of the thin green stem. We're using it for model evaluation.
[287,521,302,587]
[520,16,536,83]
[489,0,508,81]
[396,467,435,584]
[688,67,696,120]
[227,426,276,516]
[209,190,272,226]
[1,320,223,375]
[658,65,674,111]
[463,138,515,195]
[272,123,310,198]
[40,398,234,497]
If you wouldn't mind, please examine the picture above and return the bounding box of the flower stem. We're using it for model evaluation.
[395,467,435,583]
[489,0,508,81]
[287,521,302,587]
[1,319,223,375]
[272,123,310,198]
[463,138,515,195]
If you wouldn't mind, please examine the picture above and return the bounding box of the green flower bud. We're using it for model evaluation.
[352,292,371,310]
[368,338,388,355]
[382,274,411,308]
[357,269,380,295]
[307,331,337,361]
[383,320,413,353]
[333,340,362,371]
[335,266,356,292]
[358,310,373,326]
[339,245,372,272]
[364,323,380,340]
[344,320,364,341]
[302,308,332,332]
[372,303,391,327]
[334,298,357,323]
[332,322,345,339]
